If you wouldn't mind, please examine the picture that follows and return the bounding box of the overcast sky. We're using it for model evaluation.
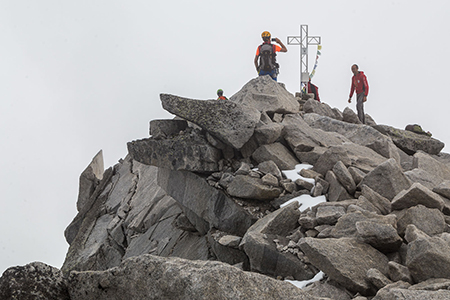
[1,0,449,274]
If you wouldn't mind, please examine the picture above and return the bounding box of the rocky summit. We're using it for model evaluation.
[2,75,450,299]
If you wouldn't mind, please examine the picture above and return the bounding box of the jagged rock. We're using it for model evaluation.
[295,178,314,191]
[330,210,397,239]
[261,173,279,187]
[68,254,322,300]
[332,107,344,121]
[433,180,450,199]
[160,94,261,149]
[241,202,317,280]
[218,235,242,248]
[258,160,282,179]
[396,205,446,237]
[299,237,389,295]
[366,268,393,289]
[77,150,104,212]
[332,161,357,195]
[348,166,366,186]
[412,151,450,182]
[303,99,338,119]
[303,280,352,300]
[359,159,411,200]
[360,185,391,215]
[149,119,188,139]
[391,182,444,211]
[252,143,299,170]
[316,206,346,225]
[218,172,235,189]
[404,224,432,243]
[313,143,387,176]
[373,124,445,155]
[356,221,403,252]
[0,262,70,300]
[303,113,400,161]
[227,175,282,200]
[158,168,255,236]
[404,168,443,190]
[406,227,450,282]
[282,114,348,161]
[128,132,222,172]
[207,230,249,267]
[365,113,377,126]
[409,278,450,290]
[254,122,284,145]
[280,180,296,193]
[229,76,300,114]
[398,148,415,171]
[388,261,413,283]
[325,170,353,201]
[342,107,362,124]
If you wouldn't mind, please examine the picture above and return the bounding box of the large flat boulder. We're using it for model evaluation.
[396,205,446,237]
[127,131,222,172]
[304,113,400,161]
[373,288,450,300]
[391,182,444,211]
[241,202,317,280]
[412,151,450,182]
[373,124,445,155]
[299,237,389,295]
[68,254,324,300]
[359,159,412,200]
[160,93,261,149]
[229,76,300,114]
[227,175,282,200]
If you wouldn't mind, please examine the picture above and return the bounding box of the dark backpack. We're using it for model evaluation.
[258,43,277,71]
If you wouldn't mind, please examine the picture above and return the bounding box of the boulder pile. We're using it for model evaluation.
[2,75,450,299]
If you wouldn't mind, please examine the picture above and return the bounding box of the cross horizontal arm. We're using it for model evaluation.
[308,36,321,45]
[287,36,301,45]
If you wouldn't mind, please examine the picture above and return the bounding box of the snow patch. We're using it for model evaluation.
[286,271,325,289]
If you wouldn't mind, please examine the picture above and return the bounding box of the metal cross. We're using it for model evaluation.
[287,25,321,91]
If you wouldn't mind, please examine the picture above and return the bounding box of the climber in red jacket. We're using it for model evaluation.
[348,64,369,124]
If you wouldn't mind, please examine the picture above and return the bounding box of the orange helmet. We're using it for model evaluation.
[261,31,271,39]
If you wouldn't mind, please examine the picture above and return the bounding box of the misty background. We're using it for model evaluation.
[1,0,449,274]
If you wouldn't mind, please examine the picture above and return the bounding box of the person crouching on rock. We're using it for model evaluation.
[217,89,228,100]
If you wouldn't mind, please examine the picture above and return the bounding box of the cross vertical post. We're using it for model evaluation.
[288,25,321,92]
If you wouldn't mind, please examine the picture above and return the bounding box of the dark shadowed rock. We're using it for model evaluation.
[373,124,445,155]
[77,150,104,212]
[227,175,282,200]
[229,76,300,114]
[0,262,70,300]
[161,93,261,149]
[158,168,255,236]
[396,205,446,237]
[149,119,188,139]
[313,144,387,176]
[258,160,282,179]
[241,202,317,280]
[68,254,324,300]
[128,132,222,172]
[356,221,402,253]
[299,237,389,295]
[391,182,444,211]
[359,159,411,200]
[348,167,366,186]
[252,143,299,170]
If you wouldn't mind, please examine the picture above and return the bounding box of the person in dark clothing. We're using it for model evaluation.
[307,79,320,102]
[348,64,369,123]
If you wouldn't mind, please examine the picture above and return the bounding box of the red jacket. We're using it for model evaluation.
[349,71,369,98]
[307,81,320,102]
